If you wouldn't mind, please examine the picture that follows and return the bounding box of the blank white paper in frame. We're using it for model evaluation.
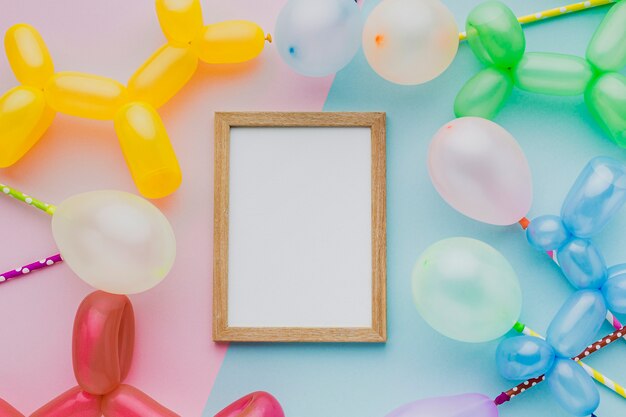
[228,126,373,328]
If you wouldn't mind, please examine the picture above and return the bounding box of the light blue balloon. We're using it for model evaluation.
[557,238,607,289]
[608,263,626,277]
[526,215,570,251]
[602,272,626,313]
[496,336,555,380]
[561,156,626,238]
[546,290,607,358]
[547,358,600,416]
[275,0,362,77]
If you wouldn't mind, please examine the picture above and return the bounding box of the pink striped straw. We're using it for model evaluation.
[0,254,63,284]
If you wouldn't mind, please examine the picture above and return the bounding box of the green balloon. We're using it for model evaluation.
[586,0,626,72]
[466,1,525,69]
[412,237,522,343]
[585,72,626,147]
[514,52,594,96]
[454,67,512,119]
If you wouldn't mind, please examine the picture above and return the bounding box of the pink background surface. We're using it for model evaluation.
[0,1,333,415]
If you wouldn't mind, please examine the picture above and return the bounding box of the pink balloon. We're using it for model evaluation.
[384,393,498,417]
[101,385,179,417]
[30,386,102,417]
[215,392,285,417]
[0,398,24,417]
[428,117,532,225]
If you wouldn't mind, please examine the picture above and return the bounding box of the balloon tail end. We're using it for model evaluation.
[518,217,530,230]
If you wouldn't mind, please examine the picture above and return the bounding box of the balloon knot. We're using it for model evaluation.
[265,33,272,43]
[518,217,530,230]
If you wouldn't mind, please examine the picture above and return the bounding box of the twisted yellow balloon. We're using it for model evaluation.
[0,0,270,199]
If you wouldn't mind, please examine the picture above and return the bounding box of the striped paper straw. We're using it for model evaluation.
[515,321,626,399]
[495,325,626,406]
[579,361,626,398]
[0,254,62,285]
[0,183,56,215]
[459,0,616,40]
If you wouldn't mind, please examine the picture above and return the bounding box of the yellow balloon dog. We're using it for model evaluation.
[0,0,269,198]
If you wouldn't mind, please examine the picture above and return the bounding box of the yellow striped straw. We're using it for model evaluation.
[578,361,626,398]
[517,322,626,400]
[459,0,617,40]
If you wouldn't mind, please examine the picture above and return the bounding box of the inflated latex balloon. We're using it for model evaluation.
[275,0,361,77]
[514,53,593,96]
[546,290,607,358]
[114,102,182,199]
[362,0,458,85]
[155,0,203,44]
[608,263,626,277]
[465,0,525,69]
[383,393,498,417]
[73,291,135,395]
[192,20,268,64]
[215,392,285,417]
[496,336,555,380]
[586,0,626,72]
[557,239,607,289]
[561,156,626,238]
[412,237,522,343]
[44,71,128,120]
[102,385,180,417]
[0,398,24,417]
[30,387,101,417]
[428,117,532,225]
[586,72,626,147]
[546,358,600,417]
[5,23,54,88]
[0,85,55,167]
[525,215,569,251]
[127,44,198,109]
[51,190,176,294]
[0,1,269,198]
[602,271,626,313]
[456,1,626,147]
[454,67,512,119]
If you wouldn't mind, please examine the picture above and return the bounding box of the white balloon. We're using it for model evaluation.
[52,190,176,294]
[362,0,459,85]
[275,0,362,77]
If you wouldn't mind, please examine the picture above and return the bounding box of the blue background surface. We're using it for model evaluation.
[203,1,626,416]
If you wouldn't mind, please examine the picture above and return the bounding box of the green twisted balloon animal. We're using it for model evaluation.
[455,0,626,146]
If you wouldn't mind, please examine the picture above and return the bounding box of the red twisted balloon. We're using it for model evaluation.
[30,291,178,417]
[0,291,284,416]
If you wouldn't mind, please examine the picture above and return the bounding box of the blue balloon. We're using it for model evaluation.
[602,272,626,313]
[496,336,555,380]
[546,358,600,416]
[546,290,607,358]
[561,156,626,238]
[526,215,570,251]
[608,263,626,277]
[275,0,362,77]
[557,238,607,289]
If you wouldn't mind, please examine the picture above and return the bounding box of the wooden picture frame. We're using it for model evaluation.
[213,112,386,342]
